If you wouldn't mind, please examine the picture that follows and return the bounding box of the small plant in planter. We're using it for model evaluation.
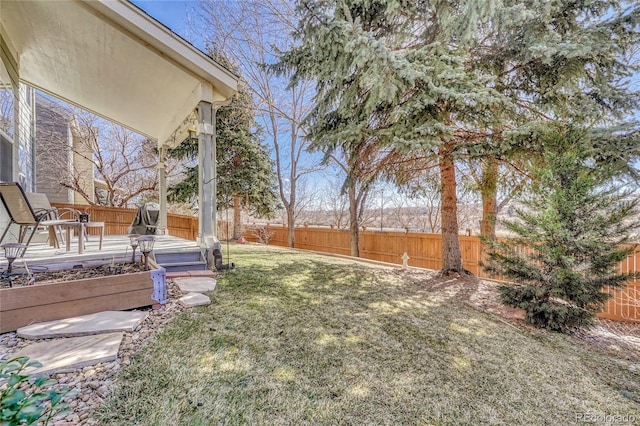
[0,356,72,425]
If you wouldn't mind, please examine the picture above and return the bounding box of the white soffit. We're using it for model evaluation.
[0,0,237,143]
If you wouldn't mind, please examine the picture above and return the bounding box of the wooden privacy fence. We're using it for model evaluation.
[242,225,485,273]
[243,224,640,323]
[51,203,199,241]
[39,209,640,323]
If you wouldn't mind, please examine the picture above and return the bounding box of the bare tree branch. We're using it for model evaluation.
[196,0,323,247]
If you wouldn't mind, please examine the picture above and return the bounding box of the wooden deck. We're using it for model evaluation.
[0,234,202,269]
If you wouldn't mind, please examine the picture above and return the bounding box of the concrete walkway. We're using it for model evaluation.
[174,276,215,307]
[12,333,123,376]
[9,311,145,376]
[174,277,216,292]
[178,292,211,307]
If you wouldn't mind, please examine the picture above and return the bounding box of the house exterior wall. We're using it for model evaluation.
[34,95,96,205]
[0,50,35,241]
[0,84,35,244]
[35,94,74,203]
[72,124,95,205]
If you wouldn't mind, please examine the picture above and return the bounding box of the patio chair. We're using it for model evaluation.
[0,182,75,255]
[25,192,80,248]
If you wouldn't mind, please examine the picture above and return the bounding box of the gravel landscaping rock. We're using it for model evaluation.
[1,278,188,425]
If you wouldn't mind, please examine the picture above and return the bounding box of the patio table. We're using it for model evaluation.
[64,222,104,254]
[46,220,76,248]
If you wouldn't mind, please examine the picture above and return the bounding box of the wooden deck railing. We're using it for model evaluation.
[243,224,640,323]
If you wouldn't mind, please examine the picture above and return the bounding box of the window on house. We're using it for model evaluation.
[0,87,15,182]
[0,88,13,137]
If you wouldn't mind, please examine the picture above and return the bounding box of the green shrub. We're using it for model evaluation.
[0,356,71,425]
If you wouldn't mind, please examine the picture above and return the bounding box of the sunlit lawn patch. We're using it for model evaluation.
[96,244,639,425]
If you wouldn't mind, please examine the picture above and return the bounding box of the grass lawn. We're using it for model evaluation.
[96,244,640,425]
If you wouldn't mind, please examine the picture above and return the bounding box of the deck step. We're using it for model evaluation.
[158,261,207,272]
[154,251,202,263]
[154,250,207,272]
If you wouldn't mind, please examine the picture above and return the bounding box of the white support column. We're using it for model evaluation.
[211,104,217,239]
[197,99,231,269]
[209,98,232,239]
[197,101,215,246]
[157,145,167,234]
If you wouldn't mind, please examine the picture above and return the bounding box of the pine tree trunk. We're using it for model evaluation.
[233,195,242,240]
[439,142,464,274]
[348,183,360,257]
[480,159,498,239]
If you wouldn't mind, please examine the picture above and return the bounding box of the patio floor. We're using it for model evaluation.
[0,234,202,270]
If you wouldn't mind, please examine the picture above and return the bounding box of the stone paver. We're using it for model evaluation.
[17,311,147,340]
[12,333,123,376]
[174,277,216,293]
[178,292,211,307]
[166,270,216,279]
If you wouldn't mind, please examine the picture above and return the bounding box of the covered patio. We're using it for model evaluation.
[0,0,238,266]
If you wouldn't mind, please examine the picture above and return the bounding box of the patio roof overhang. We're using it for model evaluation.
[0,0,238,256]
[0,0,238,147]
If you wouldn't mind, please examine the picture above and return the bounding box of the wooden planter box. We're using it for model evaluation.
[0,261,164,333]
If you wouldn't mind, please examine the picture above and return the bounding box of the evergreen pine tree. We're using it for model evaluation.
[169,81,280,238]
[215,87,280,217]
[471,1,640,238]
[483,124,638,332]
[278,0,506,273]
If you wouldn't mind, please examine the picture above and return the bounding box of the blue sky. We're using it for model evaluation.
[131,0,205,49]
